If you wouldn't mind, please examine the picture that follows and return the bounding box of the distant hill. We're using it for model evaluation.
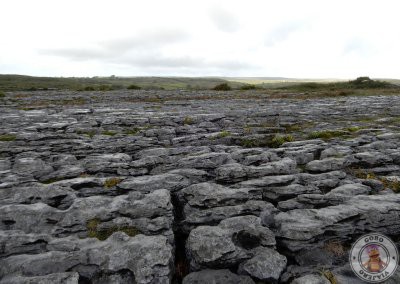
[0,74,243,91]
[1,74,399,92]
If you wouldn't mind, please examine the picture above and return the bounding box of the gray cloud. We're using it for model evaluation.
[209,6,240,33]
[101,29,190,53]
[39,47,109,61]
[39,45,255,73]
[121,52,254,70]
[37,24,258,74]
[39,28,190,61]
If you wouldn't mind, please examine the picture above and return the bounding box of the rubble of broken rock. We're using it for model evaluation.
[1,90,400,283]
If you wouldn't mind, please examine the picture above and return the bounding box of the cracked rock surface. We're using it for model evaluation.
[1,90,400,283]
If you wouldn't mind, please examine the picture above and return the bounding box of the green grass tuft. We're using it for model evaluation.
[123,127,141,135]
[77,130,97,138]
[104,177,122,188]
[217,130,231,138]
[267,134,294,148]
[86,218,140,241]
[183,116,194,125]
[0,134,17,141]
[307,130,346,140]
[102,130,117,136]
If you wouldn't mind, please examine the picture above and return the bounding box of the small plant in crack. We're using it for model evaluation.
[86,218,140,241]
[104,177,122,188]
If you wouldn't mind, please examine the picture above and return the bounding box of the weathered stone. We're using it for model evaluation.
[186,216,275,270]
[238,247,287,283]
[275,194,400,251]
[118,173,190,193]
[291,274,331,284]
[0,233,173,284]
[0,272,80,284]
[183,269,255,284]
[305,158,349,173]
[178,152,232,169]
[183,200,275,230]
[181,182,261,208]
[326,183,371,196]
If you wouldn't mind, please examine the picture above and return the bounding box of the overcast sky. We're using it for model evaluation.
[1,0,399,78]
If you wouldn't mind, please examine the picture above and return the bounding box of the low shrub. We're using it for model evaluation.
[127,84,141,90]
[212,83,231,91]
[240,84,257,90]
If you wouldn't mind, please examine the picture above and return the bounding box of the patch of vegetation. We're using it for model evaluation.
[144,97,163,103]
[0,91,5,98]
[127,84,141,90]
[212,83,231,91]
[279,77,398,92]
[380,177,400,193]
[323,240,346,257]
[98,85,113,91]
[240,138,260,148]
[320,268,337,284]
[283,122,315,133]
[102,130,117,136]
[124,127,141,135]
[346,126,362,132]
[210,130,232,140]
[284,124,302,132]
[77,130,97,138]
[0,74,243,91]
[183,116,194,125]
[83,86,96,91]
[240,84,257,90]
[104,177,122,188]
[307,130,346,140]
[240,134,294,148]
[350,76,394,89]
[353,116,377,123]
[267,134,294,148]
[0,134,17,141]
[217,130,231,138]
[349,168,400,193]
[86,218,140,241]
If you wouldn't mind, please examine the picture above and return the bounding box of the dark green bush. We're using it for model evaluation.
[83,86,95,91]
[127,84,141,90]
[98,85,112,91]
[213,83,231,91]
[240,84,257,90]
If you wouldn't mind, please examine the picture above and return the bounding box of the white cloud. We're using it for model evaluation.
[0,0,400,78]
[209,5,241,33]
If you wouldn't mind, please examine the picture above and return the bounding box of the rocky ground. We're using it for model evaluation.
[1,90,400,283]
